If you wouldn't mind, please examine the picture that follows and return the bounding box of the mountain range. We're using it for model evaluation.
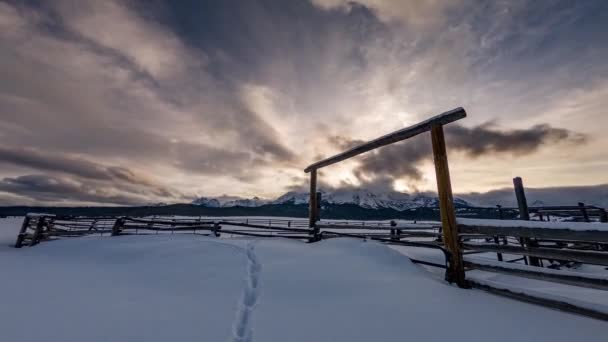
[191,183,608,211]
[192,189,472,211]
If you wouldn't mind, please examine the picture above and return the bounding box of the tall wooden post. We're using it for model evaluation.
[513,177,540,266]
[431,125,467,288]
[309,169,318,230]
[513,177,529,220]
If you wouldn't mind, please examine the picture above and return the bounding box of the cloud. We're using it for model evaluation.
[0,0,607,204]
[0,146,155,186]
[310,0,460,28]
[329,123,587,183]
[0,174,155,206]
[0,0,297,204]
[445,123,588,157]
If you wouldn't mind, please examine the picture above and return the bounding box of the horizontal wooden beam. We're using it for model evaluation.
[304,107,466,172]
[464,261,608,291]
[458,224,608,243]
[316,224,438,230]
[462,243,608,266]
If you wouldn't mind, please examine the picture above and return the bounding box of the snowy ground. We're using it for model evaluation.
[0,217,606,341]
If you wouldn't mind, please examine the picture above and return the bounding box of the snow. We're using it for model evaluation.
[466,270,608,315]
[464,256,608,282]
[0,217,606,341]
[0,216,21,250]
[458,217,608,232]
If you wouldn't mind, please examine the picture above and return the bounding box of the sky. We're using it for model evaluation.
[0,0,607,206]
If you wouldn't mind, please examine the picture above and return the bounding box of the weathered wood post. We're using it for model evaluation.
[513,177,530,220]
[431,125,467,288]
[578,202,590,222]
[111,217,125,236]
[14,216,31,248]
[29,216,46,246]
[316,191,322,222]
[513,177,540,266]
[309,169,319,241]
[599,209,608,223]
[214,222,222,237]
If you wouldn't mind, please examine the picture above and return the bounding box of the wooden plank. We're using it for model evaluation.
[458,225,608,243]
[431,124,467,288]
[465,261,608,291]
[462,243,608,266]
[316,224,437,230]
[304,107,466,172]
[469,281,608,322]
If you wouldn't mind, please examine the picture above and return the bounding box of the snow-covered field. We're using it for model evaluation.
[0,217,606,341]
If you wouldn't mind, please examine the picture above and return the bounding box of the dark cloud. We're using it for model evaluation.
[445,123,587,157]
[0,174,148,205]
[0,146,155,186]
[0,145,184,205]
[329,123,587,182]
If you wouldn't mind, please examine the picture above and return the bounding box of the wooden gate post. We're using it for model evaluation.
[431,125,467,288]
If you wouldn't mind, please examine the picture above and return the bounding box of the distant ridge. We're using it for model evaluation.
[192,189,472,211]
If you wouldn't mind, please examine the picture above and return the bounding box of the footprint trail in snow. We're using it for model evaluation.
[230,242,262,342]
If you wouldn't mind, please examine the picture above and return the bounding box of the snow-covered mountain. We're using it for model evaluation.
[221,197,267,208]
[191,197,221,207]
[192,189,471,211]
[192,196,267,208]
[270,189,471,210]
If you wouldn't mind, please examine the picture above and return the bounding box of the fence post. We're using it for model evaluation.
[309,169,319,241]
[600,209,608,223]
[316,192,322,222]
[578,202,590,222]
[513,177,540,266]
[14,216,31,248]
[29,216,46,246]
[111,217,124,236]
[431,125,467,288]
[214,222,222,237]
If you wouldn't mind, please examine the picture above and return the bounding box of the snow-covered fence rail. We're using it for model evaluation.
[14,215,325,247]
[458,218,608,266]
[457,218,608,320]
[458,219,608,243]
